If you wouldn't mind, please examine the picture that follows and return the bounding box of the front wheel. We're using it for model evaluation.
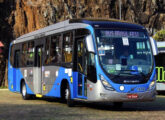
[65,83,74,107]
[21,82,30,100]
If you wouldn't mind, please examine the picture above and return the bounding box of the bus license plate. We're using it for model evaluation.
[127,94,138,99]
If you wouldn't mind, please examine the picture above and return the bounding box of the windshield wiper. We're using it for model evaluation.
[137,71,146,77]
[117,70,146,76]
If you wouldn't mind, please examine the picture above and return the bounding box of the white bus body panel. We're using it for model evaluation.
[156,83,165,91]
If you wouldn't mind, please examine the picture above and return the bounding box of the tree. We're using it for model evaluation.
[153,29,165,41]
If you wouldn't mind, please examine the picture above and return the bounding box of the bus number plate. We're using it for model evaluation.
[127,94,138,99]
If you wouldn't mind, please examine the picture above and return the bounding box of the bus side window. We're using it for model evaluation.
[44,37,50,65]
[27,41,34,66]
[21,43,28,67]
[10,45,14,66]
[48,35,61,64]
[14,50,20,68]
[62,32,73,63]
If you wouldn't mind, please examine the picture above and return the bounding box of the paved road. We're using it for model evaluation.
[0,90,165,120]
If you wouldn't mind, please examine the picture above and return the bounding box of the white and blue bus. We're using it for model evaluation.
[8,19,157,107]
[155,41,165,92]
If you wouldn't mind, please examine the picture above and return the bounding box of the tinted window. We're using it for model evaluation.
[10,45,14,66]
[46,35,61,65]
[14,50,20,68]
[27,41,34,66]
[21,43,28,67]
[77,39,84,73]
[62,32,73,63]
[75,29,90,37]
[44,37,50,65]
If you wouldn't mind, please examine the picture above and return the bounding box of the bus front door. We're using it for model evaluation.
[76,38,87,99]
[33,45,43,94]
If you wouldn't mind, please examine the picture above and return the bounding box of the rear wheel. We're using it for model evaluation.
[21,82,30,100]
[65,83,74,107]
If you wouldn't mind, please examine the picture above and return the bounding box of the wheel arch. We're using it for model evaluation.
[60,79,70,98]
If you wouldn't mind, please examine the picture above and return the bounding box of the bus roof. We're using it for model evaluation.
[70,18,145,29]
[12,18,146,44]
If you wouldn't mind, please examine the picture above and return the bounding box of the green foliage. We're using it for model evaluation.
[0,86,7,89]
[153,29,165,41]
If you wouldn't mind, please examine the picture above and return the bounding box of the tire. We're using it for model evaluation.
[21,82,30,100]
[65,83,74,107]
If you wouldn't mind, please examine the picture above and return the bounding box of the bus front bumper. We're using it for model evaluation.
[87,80,156,102]
[97,89,156,102]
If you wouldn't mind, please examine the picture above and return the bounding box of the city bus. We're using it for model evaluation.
[8,18,157,107]
[155,41,165,92]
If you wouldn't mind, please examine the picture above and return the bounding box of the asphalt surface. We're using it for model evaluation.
[0,89,165,120]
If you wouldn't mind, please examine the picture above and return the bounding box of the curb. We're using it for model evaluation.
[0,89,8,91]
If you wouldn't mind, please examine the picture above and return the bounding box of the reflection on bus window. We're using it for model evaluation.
[21,43,28,67]
[47,35,61,64]
[45,37,50,64]
[96,29,153,75]
[77,40,84,72]
[14,50,20,68]
[10,45,14,66]
[27,41,34,66]
[62,32,73,63]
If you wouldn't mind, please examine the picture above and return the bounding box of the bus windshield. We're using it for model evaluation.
[95,29,153,83]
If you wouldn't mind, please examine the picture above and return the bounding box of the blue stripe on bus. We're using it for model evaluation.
[45,67,74,98]
[45,25,96,99]
[8,62,34,94]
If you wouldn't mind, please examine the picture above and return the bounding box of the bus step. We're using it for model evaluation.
[74,98,88,102]
[36,94,43,98]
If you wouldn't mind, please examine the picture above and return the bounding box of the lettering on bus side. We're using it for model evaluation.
[156,67,165,82]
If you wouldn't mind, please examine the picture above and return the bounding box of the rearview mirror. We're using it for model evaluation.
[85,35,95,53]
[150,37,158,56]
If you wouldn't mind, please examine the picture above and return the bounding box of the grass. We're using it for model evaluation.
[0,86,8,89]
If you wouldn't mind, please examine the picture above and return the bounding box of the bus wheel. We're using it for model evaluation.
[65,83,74,107]
[113,102,123,108]
[21,82,30,100]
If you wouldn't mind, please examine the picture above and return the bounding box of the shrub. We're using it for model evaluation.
[153,29,165,41]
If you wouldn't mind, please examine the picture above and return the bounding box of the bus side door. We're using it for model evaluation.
[75,37,87,99]
[33,40,44,94]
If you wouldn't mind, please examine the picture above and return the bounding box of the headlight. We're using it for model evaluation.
[149,75,156,90]
[100,75,115,91]
[149,80,156,90]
